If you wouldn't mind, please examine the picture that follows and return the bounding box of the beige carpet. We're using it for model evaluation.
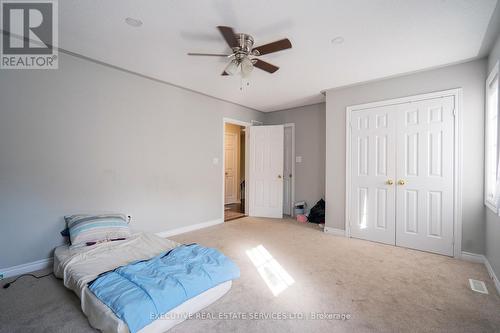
[1,217,499,332]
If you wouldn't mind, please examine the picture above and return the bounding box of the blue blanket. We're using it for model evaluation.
[88,244,240,333]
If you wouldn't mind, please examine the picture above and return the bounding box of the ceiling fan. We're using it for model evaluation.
[187,26,292,77]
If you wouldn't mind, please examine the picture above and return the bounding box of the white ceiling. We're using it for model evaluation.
[58,0,498,112]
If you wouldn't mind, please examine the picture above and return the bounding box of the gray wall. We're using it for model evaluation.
[265,103,326,211]
[0,52,265,268]
[325,59,487,254]
[485,33,500,280]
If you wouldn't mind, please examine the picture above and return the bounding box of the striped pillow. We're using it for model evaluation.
[65,214,131,246]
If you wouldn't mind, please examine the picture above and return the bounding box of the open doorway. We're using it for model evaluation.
[223,119,250,222]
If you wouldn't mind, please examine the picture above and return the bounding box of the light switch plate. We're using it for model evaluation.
[295,156,302,163]
[212,157,219,165]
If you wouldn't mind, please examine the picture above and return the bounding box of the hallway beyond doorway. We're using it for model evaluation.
[224,203,245,221]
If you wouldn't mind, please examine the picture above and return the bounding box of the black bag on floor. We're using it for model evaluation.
[308,199,325,223]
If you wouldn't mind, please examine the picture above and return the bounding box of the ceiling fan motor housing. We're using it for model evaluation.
[233,33,258,60]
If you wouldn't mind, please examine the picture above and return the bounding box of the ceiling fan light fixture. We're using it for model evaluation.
[241,57,254,78]
[225,59,239,75]
[188,25,291,78]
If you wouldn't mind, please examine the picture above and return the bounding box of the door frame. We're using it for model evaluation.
[344,88,463,258]
[222,117,251,220]
[283,123,296,216]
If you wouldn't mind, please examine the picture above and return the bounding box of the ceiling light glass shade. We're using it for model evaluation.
[225,59,239,75]
[241,57,254,78]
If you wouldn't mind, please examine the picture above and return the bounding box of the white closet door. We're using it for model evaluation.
[249,125,284,218]
[350,105,397,245]
[395,96,455,256]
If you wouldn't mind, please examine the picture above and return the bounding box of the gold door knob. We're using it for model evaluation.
[386,179,394,185]
[225,172,228,176]
[398,179,406,185]
[278,175,282,179]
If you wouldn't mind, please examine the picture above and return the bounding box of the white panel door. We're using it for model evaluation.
[224,132,238,204]
[350,105,397,245]
[395,96,455,256]
[249,125,284,218]
[283,126,293,215]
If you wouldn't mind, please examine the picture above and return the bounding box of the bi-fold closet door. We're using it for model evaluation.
[349,96,455,256]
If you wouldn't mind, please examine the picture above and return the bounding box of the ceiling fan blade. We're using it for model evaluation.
[252,59,279,73]
[253,38,292,56]
[187,53,230,57]
[221,71,229,76]
[217,26,239,48]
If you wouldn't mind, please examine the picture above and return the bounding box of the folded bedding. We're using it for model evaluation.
[55,232,180,298]
[88,244,240,333]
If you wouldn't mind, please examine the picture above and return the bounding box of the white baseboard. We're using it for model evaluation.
[484,257,500,296]
[460,251,485,264]
[324,227,346,237]
[461,251,500,295]
[156,218,223,238]
[0,257,53,279]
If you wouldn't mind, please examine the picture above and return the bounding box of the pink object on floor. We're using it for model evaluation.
[296,214,308,223]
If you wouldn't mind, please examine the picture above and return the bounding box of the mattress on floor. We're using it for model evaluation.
[54,232,232,333]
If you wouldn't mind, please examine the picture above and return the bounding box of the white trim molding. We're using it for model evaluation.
[460,251,486,264]
[324,227,346,237]
[484,61,499,214]
[284,123,296,216]
[484,259,500,296]
[0,257,53,279]
[345,88,463,258]
[460,252,500,296]
[156,218,223,238]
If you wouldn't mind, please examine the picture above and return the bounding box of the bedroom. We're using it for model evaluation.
[1,0,500,332]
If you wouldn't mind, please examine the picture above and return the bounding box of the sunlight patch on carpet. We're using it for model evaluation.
[246,245,294,296]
